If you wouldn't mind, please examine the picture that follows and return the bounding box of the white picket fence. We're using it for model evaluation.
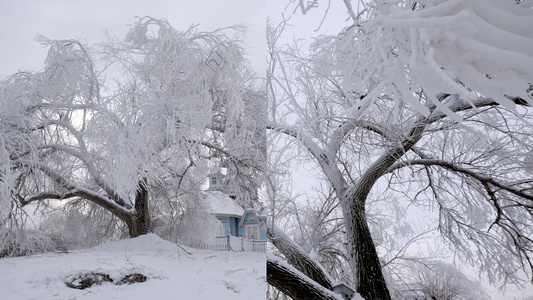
[201,235,266,253]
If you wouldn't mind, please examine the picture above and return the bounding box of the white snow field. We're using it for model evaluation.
[0,234,266,300]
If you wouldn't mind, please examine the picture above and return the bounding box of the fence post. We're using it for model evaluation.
[241,236,244,251]
[227,234,231,251]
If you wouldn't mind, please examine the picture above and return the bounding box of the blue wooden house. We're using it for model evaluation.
[202,173,267,241]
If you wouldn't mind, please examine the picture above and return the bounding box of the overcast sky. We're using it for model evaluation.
[268,0,350,39]
[0,0,265,77]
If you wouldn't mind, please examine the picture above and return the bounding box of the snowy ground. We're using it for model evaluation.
[0,234,266,300]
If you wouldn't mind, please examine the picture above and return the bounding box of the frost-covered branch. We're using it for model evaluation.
[267,121,346,194]
[268,224,337,291]
[427,96,531,124]
[267,254,342,300]
[330,119,389,154]
[387,159,533,202]
[35,143,125,205]
[17,161,131,217]
[19,191,80,206]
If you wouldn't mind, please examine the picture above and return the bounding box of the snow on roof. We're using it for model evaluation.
[203,191,245,216]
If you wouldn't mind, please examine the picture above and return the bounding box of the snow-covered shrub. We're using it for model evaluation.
[152,208,222,248]
[0,226,57,258]
[388,260,489,300]
[169,194,223,248]
[39,201,128,250]
[175,211,223,248]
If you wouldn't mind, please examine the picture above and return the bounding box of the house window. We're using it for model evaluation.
[211,176,217,185]
[246,225,259,240]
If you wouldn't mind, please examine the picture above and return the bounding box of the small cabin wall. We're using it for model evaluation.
[215,215,241,237]
[206,189,268,241]
[237,211,262,240]
[214,213,267,240]
[237,225,246,238]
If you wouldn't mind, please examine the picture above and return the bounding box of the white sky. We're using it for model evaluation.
[0,0,266,77]
[267,1,353,199]
[268,0,351,41]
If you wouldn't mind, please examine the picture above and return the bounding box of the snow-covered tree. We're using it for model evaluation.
[268,1,533,299]
[0,17,265,247]
[394,260,489,300]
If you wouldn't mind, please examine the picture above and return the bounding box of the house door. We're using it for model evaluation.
[246,225,259,240]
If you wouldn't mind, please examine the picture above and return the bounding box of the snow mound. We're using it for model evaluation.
[0,234,266,300]
[90,233,178,252]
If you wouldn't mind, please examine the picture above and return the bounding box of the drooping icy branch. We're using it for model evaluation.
[387,158,533,202]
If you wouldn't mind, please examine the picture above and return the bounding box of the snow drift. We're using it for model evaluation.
[0,234,266,299]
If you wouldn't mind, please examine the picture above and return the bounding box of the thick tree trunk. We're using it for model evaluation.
[341,195,391,300]
[127,179,150,238]
[338,117,428,299]
[267,255,341,300]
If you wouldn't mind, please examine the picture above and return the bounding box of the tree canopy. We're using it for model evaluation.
[0,17,265,252]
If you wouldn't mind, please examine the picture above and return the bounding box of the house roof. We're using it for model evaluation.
[202,191,245,216]
[238,210,259,228]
